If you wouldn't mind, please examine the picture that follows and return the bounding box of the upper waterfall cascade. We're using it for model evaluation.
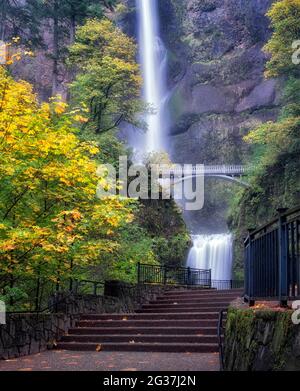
[135,0,168,154]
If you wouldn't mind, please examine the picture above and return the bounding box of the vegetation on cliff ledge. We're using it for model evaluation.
[229,0,300,273]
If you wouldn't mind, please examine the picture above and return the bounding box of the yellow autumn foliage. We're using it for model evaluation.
[0,65,133,285]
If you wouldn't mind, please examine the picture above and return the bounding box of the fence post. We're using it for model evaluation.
[209,269,212,288]
[278,208,289,307]
[35,277,40,312]
[137,262,141,284]
[73,280,77,294]
[187,267,191,285]
[163,267,167,285]
[245,229,256,306]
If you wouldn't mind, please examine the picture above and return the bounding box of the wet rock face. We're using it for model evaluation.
[157,0,280,232]
[235,79,277,113]
[181,0,273,61]
[162,0,279,165]
[224,307,300,372]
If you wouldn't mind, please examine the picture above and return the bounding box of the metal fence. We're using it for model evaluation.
[212,280,244,291]
[137,263,212,287]
[245,206,300,306]
[0,277,104,313]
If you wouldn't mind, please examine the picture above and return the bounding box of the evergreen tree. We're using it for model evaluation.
[41,0,117,94]
[0,0,42,46]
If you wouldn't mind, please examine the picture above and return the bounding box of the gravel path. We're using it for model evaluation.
[0,350,220,371]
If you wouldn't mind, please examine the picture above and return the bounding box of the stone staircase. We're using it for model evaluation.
[56,288,243,353]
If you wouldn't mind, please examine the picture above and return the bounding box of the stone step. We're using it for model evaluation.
[61,334,219,344]
[56,286,234,353]
[140,302,230,310]
[80,312,219,321]
[136,307,227,314]
[147,299,235,305]
[165,288,216,293]
[157,293,243,300]
[56,342,219,353]
[76,319,219,328]
[163,289,243,297]
[145,300,236,308]
[68,326,218,336]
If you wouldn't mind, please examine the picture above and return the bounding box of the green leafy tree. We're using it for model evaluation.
[69,18,144,134]
[264,0,300,78]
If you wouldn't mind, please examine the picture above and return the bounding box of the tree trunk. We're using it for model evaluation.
[66,13,76,101]
[52,0,59,96]
[70,13,76,45]
[0,3,7,41]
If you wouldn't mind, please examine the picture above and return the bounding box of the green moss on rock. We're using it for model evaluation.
[224,307,297,371]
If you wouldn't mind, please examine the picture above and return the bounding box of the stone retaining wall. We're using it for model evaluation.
[0,312,77,360]
[224,306,300,371]
[0,282,193,359]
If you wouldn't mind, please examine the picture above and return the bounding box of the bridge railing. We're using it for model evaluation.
[203,165,246,175]
[137,263,212,287]
[244,206,300,306]
[161,165,248,176]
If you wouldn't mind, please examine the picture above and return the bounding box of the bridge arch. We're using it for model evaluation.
[159,165,251,189]
[171,174,250,188]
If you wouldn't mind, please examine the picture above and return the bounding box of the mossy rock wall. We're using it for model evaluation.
[224,307,300,371]
[158,0,281,235]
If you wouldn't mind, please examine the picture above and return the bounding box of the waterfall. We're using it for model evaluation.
[187,235,233,283]
[135,0,168,154]
[135,2,234,282]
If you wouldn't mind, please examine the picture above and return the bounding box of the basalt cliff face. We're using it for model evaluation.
[156,0,280,233]
[159,0,280,166]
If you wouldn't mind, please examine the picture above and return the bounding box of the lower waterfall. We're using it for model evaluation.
[186,234,233,284]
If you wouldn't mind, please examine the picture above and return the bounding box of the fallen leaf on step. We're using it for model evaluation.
[122,317,128,321]
[96,344,102,352]
[47,340,56,350]
[173,302,178,305]
[129,340,135,344]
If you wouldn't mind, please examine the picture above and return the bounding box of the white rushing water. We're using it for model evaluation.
[187,235,233,282]
[135,2,234,281]
[135,0,168,154]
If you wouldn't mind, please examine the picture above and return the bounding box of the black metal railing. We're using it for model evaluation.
[1,278,104,313]
[73,280,104,296]
[212,280,244,291]
[138,263,212,287]
[245,206,300,306]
